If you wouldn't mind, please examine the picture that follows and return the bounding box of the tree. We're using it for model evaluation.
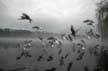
[96,0,108,41]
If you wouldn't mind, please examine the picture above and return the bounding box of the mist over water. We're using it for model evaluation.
[0,0,103,71]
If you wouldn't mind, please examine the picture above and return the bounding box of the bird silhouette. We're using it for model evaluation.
[67,61,73,71]
[32,26,41,30]
[95,33,100,40]
[58,49,62,55]
[64,53,69,59]
[47,55,53,62]
[19,13,32,23]
[37,55,43,61]
[16,42,32,60]
[38,36,43,41]
[77,43,86,53]
[76,52,85,61]
[86,29,94,39]
[83,19,94,23]
[68,34,73,41]
[47,37,57,41]
[80,39,86,45]
[83,19,95,27]
[70,25,76,37]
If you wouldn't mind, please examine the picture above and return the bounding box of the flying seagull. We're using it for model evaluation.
[58,49,62,55]
[67,61,73,71]
[64,53,69,59]
[95,33,100,40]
[70,25,76,37]
[37,55,43,61]
[83,19,95,27]
[32,26,41,30]
[76,52,85,61]
[47,55,53,62]
[47,37,57,41]
[68,34,73,41]
[19,13,32,23]
[83,19,94,24]
[38,36,43,41]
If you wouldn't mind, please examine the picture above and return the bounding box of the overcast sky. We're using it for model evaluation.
[0,0,100,33]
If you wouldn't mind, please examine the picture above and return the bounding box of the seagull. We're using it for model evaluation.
[58,49,62,55]
[70,25,76,37]
[32,26,41,30]
[77,43,86,53]
[68,34,73,41]
[47,55,53,62]
[48,40,55,48]
[16,48,32,60]
[86,29,94,39]
[24,40,32,44]
[83,19,95,27]
[16,43,32,60]
[38,36,43,41]
[83,19,94,24]
[95,33,100,40]
[76,52,85,61]
[80,39,86,45]
[61,34,66,40]
[19,13,32,23]
[55,40,62,48]
[37,55,43,61]
[64,53,69,59]
[67,61,73,71]
[47,37,57,41]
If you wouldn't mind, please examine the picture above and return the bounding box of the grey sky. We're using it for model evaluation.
[0,0,99,33]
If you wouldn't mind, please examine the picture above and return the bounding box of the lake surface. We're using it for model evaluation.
[0,37,100,71]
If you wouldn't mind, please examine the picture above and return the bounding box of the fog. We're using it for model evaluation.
[0,0,99,33]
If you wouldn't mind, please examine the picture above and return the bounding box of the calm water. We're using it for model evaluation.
[0,37,100,71]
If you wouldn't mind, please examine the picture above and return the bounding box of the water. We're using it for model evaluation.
[0,37,100,71]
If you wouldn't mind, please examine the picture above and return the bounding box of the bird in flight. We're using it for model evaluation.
[32,26,41,30]
[83,19,94,24]
[83,19,95,27]
[67,61,73,71]
[18,13,32,23]
[70,25,76,37]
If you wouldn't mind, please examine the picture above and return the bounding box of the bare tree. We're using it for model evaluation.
[96,0,108,41]
[97,1,108,71]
